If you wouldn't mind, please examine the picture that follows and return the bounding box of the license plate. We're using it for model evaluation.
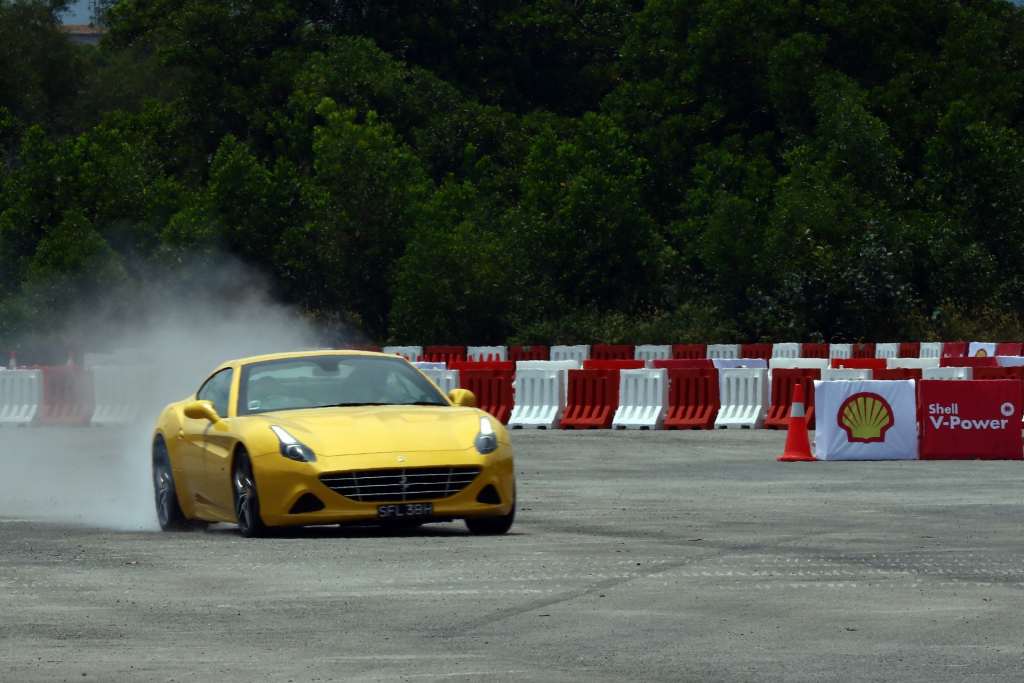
[377,502,433,519]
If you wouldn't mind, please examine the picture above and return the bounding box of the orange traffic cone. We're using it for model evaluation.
[777,383,816,462]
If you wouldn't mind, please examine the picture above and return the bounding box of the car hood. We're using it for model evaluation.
[250,405,485,457]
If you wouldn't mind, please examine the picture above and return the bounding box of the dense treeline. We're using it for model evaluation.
[3,0,1024,347]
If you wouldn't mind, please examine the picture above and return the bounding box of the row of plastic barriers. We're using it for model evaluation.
[0,365,146,426]
[411,355,1024,430]
[383,341,1024,364]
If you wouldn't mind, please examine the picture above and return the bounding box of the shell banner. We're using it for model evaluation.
[918,380,1023,460]
[968,342,997,358]
[814,379,918,460]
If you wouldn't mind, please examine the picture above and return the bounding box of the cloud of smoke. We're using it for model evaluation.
[0,258,340,531]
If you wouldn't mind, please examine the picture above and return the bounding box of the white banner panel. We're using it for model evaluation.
[997,356,1024,367]
[814,380,918,460]
[968,342,996,358]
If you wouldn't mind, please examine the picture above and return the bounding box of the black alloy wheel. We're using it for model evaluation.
[153,436,188,531]
[465,502,516,535]
[233,450,267,537]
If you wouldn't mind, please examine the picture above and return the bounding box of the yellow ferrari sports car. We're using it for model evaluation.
[151,351,515,537]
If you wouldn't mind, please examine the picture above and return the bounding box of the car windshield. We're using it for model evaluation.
[238,355,448,415]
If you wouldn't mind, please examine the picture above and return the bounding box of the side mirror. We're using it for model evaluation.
[448,388,477,408]
[184,400,221,423]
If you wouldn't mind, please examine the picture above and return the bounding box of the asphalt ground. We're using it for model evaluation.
[1,427,1023,682]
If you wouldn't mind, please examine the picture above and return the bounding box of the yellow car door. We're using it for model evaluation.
[189,368,235,515]
[177,413,213,506]
[201,418,238,516]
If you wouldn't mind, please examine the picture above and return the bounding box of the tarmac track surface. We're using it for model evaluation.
[1,428,1023,682]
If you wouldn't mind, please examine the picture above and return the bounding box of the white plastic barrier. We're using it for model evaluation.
[919,342,942,359]
[412,361,447,371]
[383,345,423,361]
[420,368,460,395]
[771,343,801,359]
[550,345,590,364]
[467,345,507,361]
[829,344,852,359]
[613,368,668,430]
[922,367,972,380]
[707,344,741,360]
[634,345,671,363]
[821,368,872,381]
[509,369,564,429]
[968,342,996,358]
[887,357,939,370]
[875,343,900,359]
[91,365,152,425]
[714,368,768,429]
[516,361,579,406]
[0,369,41,425]
[713,358,767,369]
[768,358,829,371]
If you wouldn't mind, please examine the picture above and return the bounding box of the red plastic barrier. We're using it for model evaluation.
[764,369,820,430]
[898,342,920,358]
[831,358,887,370]
[561,369,619,429]
[941,342,967,358]
[664,368,719,429]
[671,344,707,359]
[801,343,829,358]
[508,345,550,361]
[940,356,999,368]
[972,367,1024,410]
[450,360,515,372]
[918,380,1022,460]
[996,342,1023,356]
[740,343,772,361]
[36,366,94,425]
[873,368,922,381]
[652,359,714,370]
[422,345,466,364]
[458,369,513,424]
[590,344,635,360]
[583,359,645,371]
[850,342,876,358]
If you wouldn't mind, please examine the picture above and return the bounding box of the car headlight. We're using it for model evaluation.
[474,415,498,454]
[269,425,317,462]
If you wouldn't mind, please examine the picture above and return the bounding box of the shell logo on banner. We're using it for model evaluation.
[975,348,989,357]
[838,393,894,443]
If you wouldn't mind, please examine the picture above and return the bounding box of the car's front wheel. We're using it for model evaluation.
[233,449,267,538]
[153,436,189,531]
[465,502,515,535]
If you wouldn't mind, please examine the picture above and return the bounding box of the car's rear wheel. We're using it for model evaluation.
[465,502,515,535]
[233,450,267,537]
[153,436,189,531]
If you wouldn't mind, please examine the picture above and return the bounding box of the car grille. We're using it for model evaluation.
[319,467,482,502]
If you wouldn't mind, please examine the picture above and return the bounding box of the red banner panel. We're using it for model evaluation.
[918,380,1023,460]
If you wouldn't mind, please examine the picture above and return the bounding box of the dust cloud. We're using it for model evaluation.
[0,259,339,531]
